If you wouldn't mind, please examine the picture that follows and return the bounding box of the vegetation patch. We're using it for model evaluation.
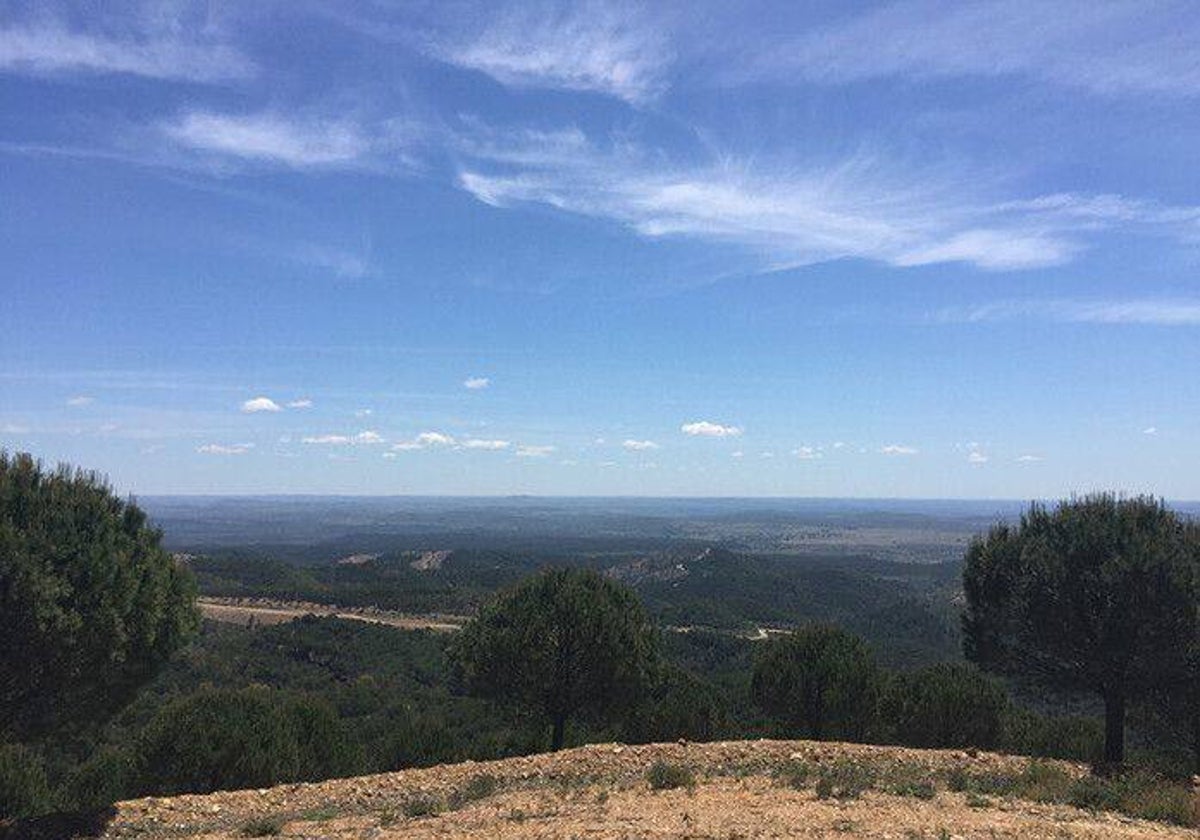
[401,792,444,818]
[240,815,286,837]
[448,773,500,809]
[646,761,696,791]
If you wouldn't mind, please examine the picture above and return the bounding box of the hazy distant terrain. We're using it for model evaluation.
[143,496,1030,564]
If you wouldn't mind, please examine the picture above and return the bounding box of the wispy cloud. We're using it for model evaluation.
[793,445,821,460]
[1143,426,1159,435]
[967,450,989,464]
[286,398,313,409]
[0,23,252,83]
[198,442,254,455]
[163,111,378,169]
[463,376,491,390]
[456,126,1102,272]
[750,0,1200,98]
[681,420,742,438]
[1016,454,1044,462]
[880,444,918,456]
[937,299,1200,326]
[515,444,556,457]
[302,430,384,445]
[433,1,670,103]
[241,396,282,413]
[65,395,94,407]
[463,438,510,450]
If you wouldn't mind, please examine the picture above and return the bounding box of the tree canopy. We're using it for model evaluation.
[450,567,658,750]
[962,494,1198,766]
[0,452,199,740]
[751,624,878,741]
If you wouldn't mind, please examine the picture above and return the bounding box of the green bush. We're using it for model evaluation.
[814,761,876,800]
[63,746,137,810]
[138,686,353,795]
[774,760,812,790]
[448,773,500,808]
[877,663,1006,749]
[1000,707,1103,764]
[0,743,53,820]
[646,761,695,790]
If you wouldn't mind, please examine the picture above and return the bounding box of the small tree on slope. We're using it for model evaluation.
[450,567,657,751]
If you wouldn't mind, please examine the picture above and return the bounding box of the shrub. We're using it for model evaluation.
[63,746,136,810]
[646,761,695,790]
[402,793,443,818]
[774,760,812,790]
[814,761,876,800]
[448,773,499,808]
[241,815,285,836]
[877,663,1006,749]
[0,743,53,820]
[138,686,352,795]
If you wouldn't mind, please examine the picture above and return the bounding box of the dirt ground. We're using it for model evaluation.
[44,740,1196,839]
[196,597,467,632]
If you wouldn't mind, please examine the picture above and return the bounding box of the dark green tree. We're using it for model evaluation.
[624,664,730,744]
[962,494,1198,766]
[138,687,355,795]
[449,568,657,751]
[0,452,199,740]
[876,663,1007,749]
[751,624,879,741]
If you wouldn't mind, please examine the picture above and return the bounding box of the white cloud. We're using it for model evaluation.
[1,423,30,434]
[0,23,252,83]
[880,444,918,456]
[163,111,372,169]
[416,431,455,446]
[390,441,423,451]
[793,446,822,460]
[515,444,556,457]
[967,450,990,464]
[242,396,282,413]
[463,376,491,390]
[463,438,510,450]
[1143,426,1158,435]
[198,442,254,455]
[681,420,742,437]
[894,229,1074,271]
[751,1,1200,98]
[622,439,659,451]
[831,441,847,450]
[435,2,670,103]
[354,408,374,418]
[731,450,744,458]
[65,395,94,407]
[302,430,384,446]
[455,125,1109,273]
[1016,454,1044,462]
[287,399,313,409]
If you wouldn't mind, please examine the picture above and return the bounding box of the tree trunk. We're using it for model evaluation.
[551,713,566,752]
[1103,687,1125,767]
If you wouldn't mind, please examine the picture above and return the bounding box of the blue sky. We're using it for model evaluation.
[2,0,1199,497]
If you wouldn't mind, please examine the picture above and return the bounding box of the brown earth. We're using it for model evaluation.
[38,740,1198,839]
[196,597,468,632]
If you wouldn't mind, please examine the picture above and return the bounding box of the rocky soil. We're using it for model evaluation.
[12,740,1199,839]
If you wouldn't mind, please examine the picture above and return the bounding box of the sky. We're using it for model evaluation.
[1,0,1199,498]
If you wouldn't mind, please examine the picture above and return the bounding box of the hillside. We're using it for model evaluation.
[12,740,1195,839]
